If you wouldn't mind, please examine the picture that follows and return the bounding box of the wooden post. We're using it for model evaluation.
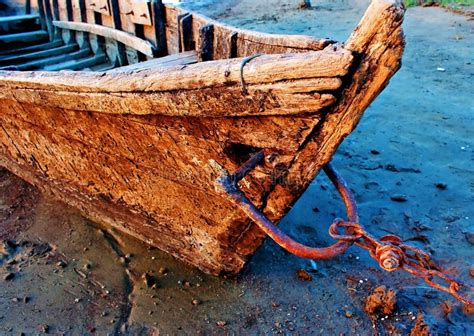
[65,0,73,21]
[37,0,47,31]
[25,0,31,14]
[151,0,167,57]
[199,24,214,62]
[42,0,55,40]
[134,23,147,62]
[51,0,60,21]
[76,0,90,50]
[109,0,128,66]
[178,13,193,52]
[229,32,238,58]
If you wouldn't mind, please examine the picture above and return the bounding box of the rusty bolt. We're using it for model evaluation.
[378,250,400,272]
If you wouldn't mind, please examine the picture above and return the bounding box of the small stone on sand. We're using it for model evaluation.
[216,320,227,327]
[464,232,474,245]
[38,324,49,333]
[56,260,67,268]
[4,272,15,281]
[142,272,158,288]
[296,269,312,281]
[298,0,311,9]
[390,194,408,202]
[435,183,447,190]
[158,267,168,274]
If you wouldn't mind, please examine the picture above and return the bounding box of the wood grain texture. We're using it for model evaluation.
[0,0,405,275]
[0,46,352,91]
[0,46,351,116]
[0,96,317,274]
[239,0,406,253]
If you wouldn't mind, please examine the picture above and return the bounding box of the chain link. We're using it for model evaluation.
[329,219,474,306]
[216,156,473,306]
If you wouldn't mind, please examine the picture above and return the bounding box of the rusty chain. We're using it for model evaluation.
[214,153,473,306]
[329,219,474,306]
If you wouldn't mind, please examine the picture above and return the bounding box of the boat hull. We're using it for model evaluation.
[0,0,405,275]
[0,97,323,274]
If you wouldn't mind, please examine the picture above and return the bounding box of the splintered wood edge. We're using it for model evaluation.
[233,0,406,252]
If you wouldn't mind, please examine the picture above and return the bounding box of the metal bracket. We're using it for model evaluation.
[213,151,359,260]
[213,152,473,305]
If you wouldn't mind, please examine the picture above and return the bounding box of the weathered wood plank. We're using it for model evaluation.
[37,0,48,31]
[0,47,352,92]
[42,0,55,39]
[0,14,39,24]
[198,24,213,62]
[0,48,90,70]
[187,8,332,56]
[108,50,198,72]
[1,86,336,117]
[213,27,236,60]
[52,20,155,57]
[151,0,166,56]
[164,5,179,55]
[0,40,63,57]
[0,47,351,116]
[1,97,320,153]
[109,0,128,65]
[85,0,110,16]
[0,30,48,45]
[0,44,79,65]
[119,0,152,26]
[178,12,193,52]
[42,53,107,70]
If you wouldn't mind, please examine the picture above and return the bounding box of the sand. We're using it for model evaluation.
[0,0,473,334]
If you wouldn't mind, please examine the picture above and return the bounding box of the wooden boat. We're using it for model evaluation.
[0,0,406,275]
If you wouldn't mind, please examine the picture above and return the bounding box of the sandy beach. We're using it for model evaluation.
[1,0,473,334]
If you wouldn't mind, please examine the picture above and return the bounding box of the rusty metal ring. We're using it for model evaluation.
[328,219,363,241]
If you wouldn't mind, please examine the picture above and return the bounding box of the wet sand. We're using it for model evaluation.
[1,0,473,334]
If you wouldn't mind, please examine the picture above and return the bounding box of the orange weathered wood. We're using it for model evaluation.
[0,0,405,275]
